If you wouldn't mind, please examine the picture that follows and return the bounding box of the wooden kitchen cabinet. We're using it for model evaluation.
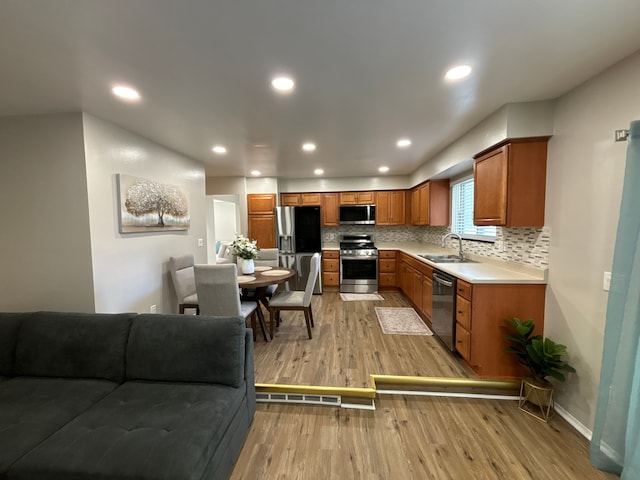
[378,250,397,288]
[280,192,322,206]
[247,193,276,248]
[409,180,449,226]
[455,278,546,378]
[321,193,339,226]
[473,137,549,227]
[322,250,340,286]
[397,252,433,321]
[340,191,374,205]
[375,191,406,225]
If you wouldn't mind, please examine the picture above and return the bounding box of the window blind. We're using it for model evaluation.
[451,178,497,240]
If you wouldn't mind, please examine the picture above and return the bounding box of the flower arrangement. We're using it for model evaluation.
[230,234,259,260]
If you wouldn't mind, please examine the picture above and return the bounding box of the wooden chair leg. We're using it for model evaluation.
[304,309,312,339]
[308,305,314,328]
[250,312,257,342]
[179,304,185,314]
[269,308,276,339]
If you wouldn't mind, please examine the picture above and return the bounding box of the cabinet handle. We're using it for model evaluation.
[457,310,463,314]
[457,340,463,344]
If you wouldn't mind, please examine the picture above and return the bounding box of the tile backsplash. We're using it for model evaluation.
[322,225,549,269]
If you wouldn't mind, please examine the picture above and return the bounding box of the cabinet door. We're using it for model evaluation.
[410,189,420,225]
[248,215,275,248]
[340,192,358,205]
[356,191,375,204]
[280,193,301,206]
[474,145,508,225]
[411,269,423,311]
[375,191,391,225]
[455,324,471,361]
[321,193,339,226]
[248,194,276,215]
[422,275,432,320]
[301,193,321,205]
[419,183,430,225]
[389,190,406,225]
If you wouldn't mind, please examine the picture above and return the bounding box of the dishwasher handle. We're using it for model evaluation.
[433,272,454,287]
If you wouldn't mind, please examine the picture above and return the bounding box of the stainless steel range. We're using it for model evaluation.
[339,234,378,293]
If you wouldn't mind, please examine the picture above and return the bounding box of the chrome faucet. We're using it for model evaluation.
[441,232,464,260]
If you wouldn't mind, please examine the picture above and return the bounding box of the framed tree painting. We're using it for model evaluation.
[117,174,190,233]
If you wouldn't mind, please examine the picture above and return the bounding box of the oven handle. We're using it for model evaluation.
[433,272,454,287]
[340,256,378,260]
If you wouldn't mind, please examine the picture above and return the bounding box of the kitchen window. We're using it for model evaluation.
[451,176,497,242]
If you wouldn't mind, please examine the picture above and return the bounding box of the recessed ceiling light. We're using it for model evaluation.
[314,169,324,175]
[250,170,261,176]
[212,145,227,154]
[271,76,295,93]
[111,85,140,101]
[302,142,316,152]
[379,166,390,173]
[445,65,472,80]
[396,138,412,148]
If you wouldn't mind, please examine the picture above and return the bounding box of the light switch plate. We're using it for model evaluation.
[603,272,611,291]
[197,238,204,247]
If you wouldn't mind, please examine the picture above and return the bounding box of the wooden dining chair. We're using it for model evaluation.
[268,252,320,339]
[194,264,259,340]
[169,255,199,314]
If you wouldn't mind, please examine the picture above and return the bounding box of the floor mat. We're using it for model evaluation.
[375,307,433,335]
[340,293,385,301]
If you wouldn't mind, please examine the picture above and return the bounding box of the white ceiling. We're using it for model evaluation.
[2,1,640,179]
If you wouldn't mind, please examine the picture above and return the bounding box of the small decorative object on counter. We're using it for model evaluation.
[506,317,576,422]
[231,234,259,274]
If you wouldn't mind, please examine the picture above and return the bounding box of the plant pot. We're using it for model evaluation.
[518,377,554,422]
[239,258,255,274]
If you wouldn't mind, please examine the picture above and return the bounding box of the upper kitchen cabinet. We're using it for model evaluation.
[376,190,406,225]
[247,193,276,215]
[321,193,339,226]
[247,193,276,248]
[340,191,375,205]
[410,180,449,226]
[474,137,549,227]
[280,193,322,206]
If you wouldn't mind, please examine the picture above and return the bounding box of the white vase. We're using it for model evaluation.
[240,258,255,274]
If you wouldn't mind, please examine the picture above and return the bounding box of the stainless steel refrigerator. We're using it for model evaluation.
[275,206,322,294]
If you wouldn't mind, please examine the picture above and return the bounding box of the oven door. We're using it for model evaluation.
[340,255,378,293]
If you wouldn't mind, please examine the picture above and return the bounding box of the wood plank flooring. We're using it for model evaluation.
[231,290,613,479]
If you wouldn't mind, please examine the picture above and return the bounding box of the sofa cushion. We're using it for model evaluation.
[15,311,135,382]
[9,381,247,480]
[0,377,118,476]
[0,313,26,376]
[127,315,246,388]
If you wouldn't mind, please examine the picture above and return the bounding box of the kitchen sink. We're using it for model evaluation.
[419,254,477,263]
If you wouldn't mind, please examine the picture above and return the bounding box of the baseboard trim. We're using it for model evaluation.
[554,403,593,440]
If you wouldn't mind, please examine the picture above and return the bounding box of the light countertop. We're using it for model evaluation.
[322,241,547,285]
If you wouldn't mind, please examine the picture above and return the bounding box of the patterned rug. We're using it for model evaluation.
[375,307,433,335]
[340,293,385,301]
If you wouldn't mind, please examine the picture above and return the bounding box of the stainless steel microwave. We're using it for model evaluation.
[339,205,376,225]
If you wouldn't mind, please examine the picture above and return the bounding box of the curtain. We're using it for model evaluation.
[591,120,640,478]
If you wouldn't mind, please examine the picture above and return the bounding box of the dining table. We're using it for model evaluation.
[237,266,295,342]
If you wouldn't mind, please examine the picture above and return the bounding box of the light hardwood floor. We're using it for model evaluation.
[231,290,614,479]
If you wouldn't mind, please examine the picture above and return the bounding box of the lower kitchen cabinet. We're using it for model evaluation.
[455,279,545,378]
[397,252,432,322]
[378,250,397,288]
[322,250,339,286]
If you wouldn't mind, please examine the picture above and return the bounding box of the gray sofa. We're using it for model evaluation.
[0,311,256,480]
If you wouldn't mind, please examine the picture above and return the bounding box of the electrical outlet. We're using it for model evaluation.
[603,272,611,292]
[150,304,157,313]
[197,238,204,247]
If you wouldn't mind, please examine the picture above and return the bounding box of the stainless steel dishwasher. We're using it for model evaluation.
[432,269,457,351]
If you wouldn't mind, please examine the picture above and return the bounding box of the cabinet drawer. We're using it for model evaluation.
[322,259,339,273]
[379,273,397,286]
[322,250,340,259]
[379,259,396,273]
[456,280,472,300]
[456,295,471,330]
[455,323,471,362]
[378,250,397,259]
[323,272,339,286]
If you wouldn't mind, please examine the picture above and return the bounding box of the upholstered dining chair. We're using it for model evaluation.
[169,255,199,314]
[268,252,320,339]
[244,248,280,305]
[194,264,259,340]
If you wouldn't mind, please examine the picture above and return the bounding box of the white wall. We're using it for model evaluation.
[278,175,410,192]
[0,113,96,312]
[82,114,207,314]
[545,50,640,429]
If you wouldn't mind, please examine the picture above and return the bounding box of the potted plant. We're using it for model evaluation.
[506,318,576,418]
[231,234,259,274]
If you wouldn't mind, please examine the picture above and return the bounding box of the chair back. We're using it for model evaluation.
[302,253,321,307]
[169,255,196,302]
[255,248,279,267]
[194,264,242,316]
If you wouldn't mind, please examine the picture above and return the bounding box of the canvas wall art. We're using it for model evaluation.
[117,174,190,233]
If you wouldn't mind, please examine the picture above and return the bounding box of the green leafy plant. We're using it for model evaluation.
[505,318,576,382]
